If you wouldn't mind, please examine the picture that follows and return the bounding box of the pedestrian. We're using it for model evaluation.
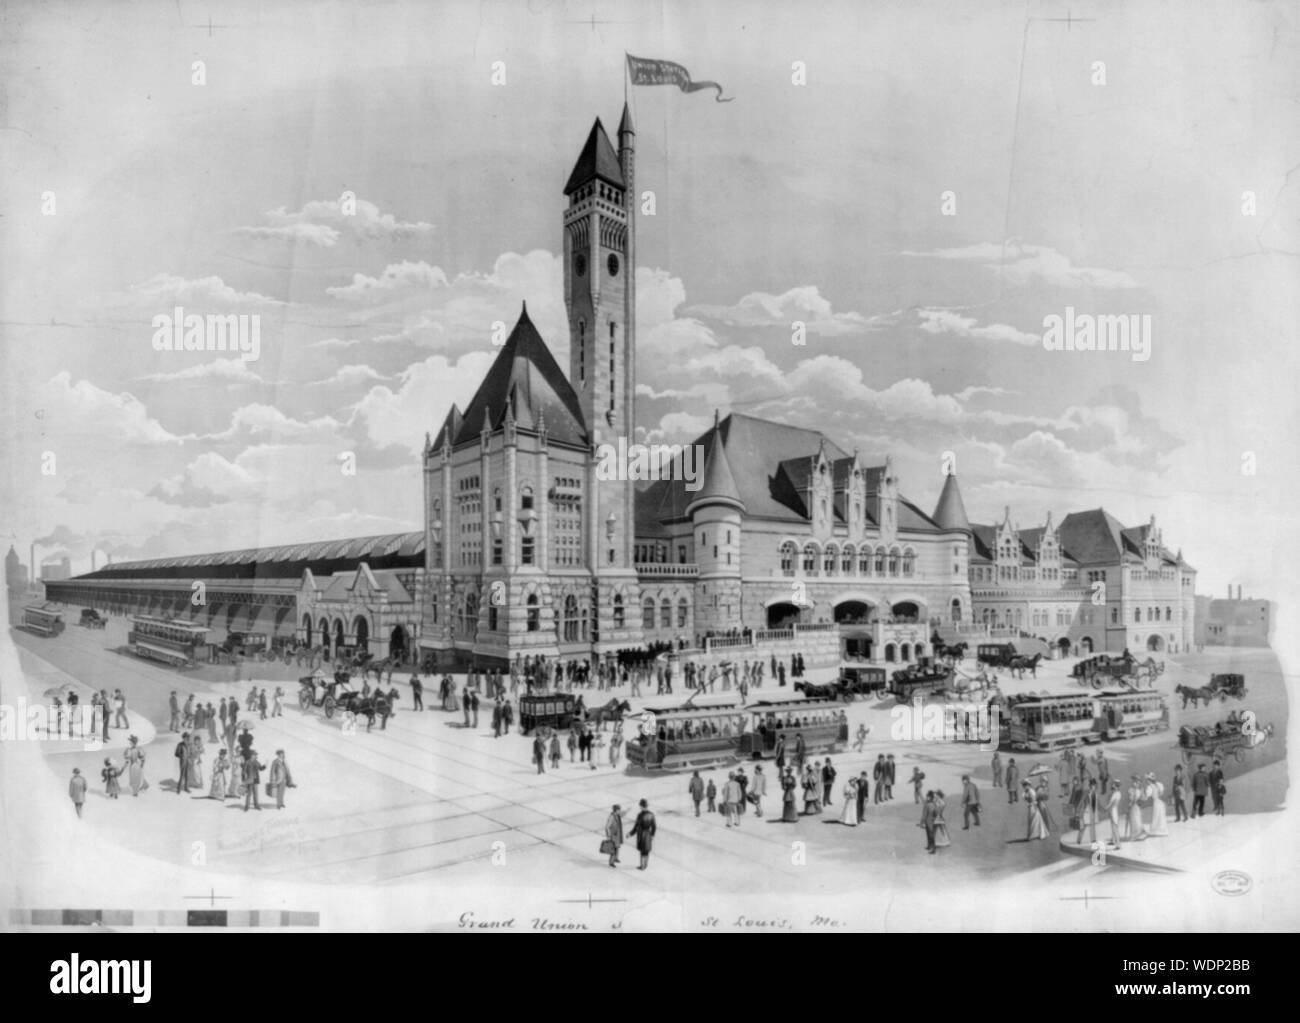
[961,774,981,829]
[1025,783,1050,840]
[779,767,800,822]
[113,689,128,729]
[209,748,230,799]
[802,764,821,815]
[411,674,424,711]
[856,771,869,819]
[1192,763,1210,817]
[706,776,718,813]
[853,723,870,752]
[689,770,705,816]
[1058,749,1074,798]
[609,730,622,769]
[629,799,656,870]
[1172,764,1188,822]
[885,754,896,799]
[206,703,218,743]
[872,755,886,804]
[567,728,578,762]
[183,694,195,730]
[219,696,228,733]
[1094,750,1110,791]
[603,805,624,867]
[1124,775,1147,840]
[724,773,743,828]
[189,733,205,789]
[69,768,87,818]
[1076,778,1100,847]
[269,750,289,809]
[735,766,749,815]
[463,687,472,728]
[822,757,836,806]
[991,750,1003,787]
[1005,757,1020,802]
[1209,760,1226,815]
[470,689,480,728]
[242,750,265,811]
[910,767,926,804]
[175,732,193,794]
[1145,772,1169,836]
[750,764,766,818]
[921,791,937,853]
[272,688,283,718]
[794,732,806,773]
[934,790,952,849]
[1105,779,1123,846]
[100,690,110,742]
[102,757,122,798]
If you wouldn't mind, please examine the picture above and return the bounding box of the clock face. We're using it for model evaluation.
[574,253,587,277]
[607,253,620,277]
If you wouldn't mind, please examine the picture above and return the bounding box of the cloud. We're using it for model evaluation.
[688,285,873,336]
[326,260,451,302]
[43,371,188,444]
[140,357,263,383]
[205,404,343,444]
[917,308,1040,345]
[903,242,1140,289]
[307,364,387,387]
[117,273,284,308]
[352,351,497,453]
[234,197,433,248]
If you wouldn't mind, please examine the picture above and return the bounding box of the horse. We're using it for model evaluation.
[585,699,632,731]
[1009,653,1042,679]
[348,687,399,731]
[1176,683,1215,709]
[935,641,968,663]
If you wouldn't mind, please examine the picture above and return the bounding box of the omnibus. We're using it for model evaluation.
[22,604,65,637]
[126,615,210,668]
[996,692,1101,752]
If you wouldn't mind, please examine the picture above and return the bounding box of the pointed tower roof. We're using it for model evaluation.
[618,102,634,137]
[685,425,746,516]
[431,403,463,451]
[932,472,971,533]
[564,118,626,195]
[455,304,587,447]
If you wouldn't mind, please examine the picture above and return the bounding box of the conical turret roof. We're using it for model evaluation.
[686,424,745,514]
[932,472,971,532]
[564,118,625,195]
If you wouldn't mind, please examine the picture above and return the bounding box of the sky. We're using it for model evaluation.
[1,0,1297,603]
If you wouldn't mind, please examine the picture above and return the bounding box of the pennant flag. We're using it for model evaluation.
[626,54,733,102]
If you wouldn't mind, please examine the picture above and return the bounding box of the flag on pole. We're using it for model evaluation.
[626,54,733,102]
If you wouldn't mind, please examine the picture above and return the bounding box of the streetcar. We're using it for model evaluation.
[624,703,749,772]
[22,603,65,637]
[996,692,1103,752]
[1096,688,1169,741]
[739,695,849,760]
[126,615,210,668]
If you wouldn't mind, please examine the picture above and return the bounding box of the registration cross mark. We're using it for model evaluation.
[183,887,233,908]
[558,892,629,910]
[1058,890,1122,910]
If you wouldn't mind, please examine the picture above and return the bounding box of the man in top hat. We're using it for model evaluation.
[242,750,266,811]
[269,750,289,809]
[175,732,193,794]
[604,804,624,867]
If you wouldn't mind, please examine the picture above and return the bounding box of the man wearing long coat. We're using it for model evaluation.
[604,805,624,867]
[629,799,656,870]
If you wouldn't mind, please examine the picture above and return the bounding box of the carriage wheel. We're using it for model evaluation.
[1090,676,1103,690]
[324,697,336,719]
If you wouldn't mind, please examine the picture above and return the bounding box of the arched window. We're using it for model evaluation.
[859,546,871,575]
[823,544,837,576]
[1135,608,1142,623]
[526,594,539,632]
[613,594,625,628]
[1166,606,1173,620]
[902,548,916,577]
[493,487,502,513]
[660,598,672,629]
[521,486,534,511]
[874,548,885,574]
[802,543,818,574]
[842,544,854,574]
[780,541,796,576]
[677,598,689,628]
[889,547,901,576]
[563,595,579,642]
[642,597,655,629]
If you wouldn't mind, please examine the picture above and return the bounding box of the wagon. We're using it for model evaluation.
[1208,673,1247,700]
[1176,717,1268,764]
[79,608,107,629]
[298,670,354,718]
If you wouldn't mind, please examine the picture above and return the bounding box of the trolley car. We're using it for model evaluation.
[1096,688,1169,741]
[995,688,1170,751]
[739,696,849,760]
[126,615,210,668]
[22,603,65,637]
[624,703,748,772]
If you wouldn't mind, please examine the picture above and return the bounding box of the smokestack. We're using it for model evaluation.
[30,543,35,587]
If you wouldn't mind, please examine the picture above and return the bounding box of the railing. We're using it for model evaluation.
[795,622,838,633]
[635,563,700,577]
[754,628,794,642]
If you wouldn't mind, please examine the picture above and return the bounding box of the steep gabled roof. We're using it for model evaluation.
[1057,508,1128,565]
[932,472,972,533]
[563,118,625,196]
[454,304,587,448]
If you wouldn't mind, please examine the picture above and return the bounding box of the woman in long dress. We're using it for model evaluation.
[209,750,230,799]
[802,765,821,815]
[1025,784,1050,840]
[839,779,859,826]
[1105,780,1123,846]
[124,737,147,796]
[781,768,800,822]
[226,751,243,798]
[1145,773,1169,836]
[933,790,951,848]
[102,758,122,799]
[189,734,204,789]
[1125,776,1147,840]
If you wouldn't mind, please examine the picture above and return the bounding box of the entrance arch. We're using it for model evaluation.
[318,618,329,649]
[353,615,370,654]
[891,601,921,621]
[950,598,963,623]
[1146,633,1165,652]
[833,599,873,624]
[333,618,345,651]
[1080,636,1094,654]
[900,643,911,661]
[390,625,408,663]
[1057,637,1071,656]
[302,614,313,647]
[766,602,803,629]
[884,643,897,663]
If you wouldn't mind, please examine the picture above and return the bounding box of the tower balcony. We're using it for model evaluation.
[635,562,699,578]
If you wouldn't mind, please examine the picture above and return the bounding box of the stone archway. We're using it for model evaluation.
[891,601,921,621]
[1080,636,1094,654]
[1057,637,1071,656]
[353,615,370,654]
[884,643,897,663]
[833,599,873,624]
[1146,633,1165,652]
[333,618,345,651]
[302,614,313,647]
[766,602,803,629]
[390,625,408,663]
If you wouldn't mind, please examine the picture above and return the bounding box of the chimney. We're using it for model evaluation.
[30,543,36,586]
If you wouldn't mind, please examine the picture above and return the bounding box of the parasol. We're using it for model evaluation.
[43,683,76,699]
[1027,764,1053,778]
[237,719,256,730]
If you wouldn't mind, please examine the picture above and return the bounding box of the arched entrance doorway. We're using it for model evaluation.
[884,643,897,663]
[390,625,408,663]
[1057,637,1071,656]
[1080,636,1094,655]
[302,614,313,647]
[766,602,803,629]
[900,643,911,661]
[318,617,329,650]
[333,619,345,652]
[1146,634,1165,652]
[891,601,920,621]
[833,600,873,624]
[353,615,370,654]
[950,598,962,623]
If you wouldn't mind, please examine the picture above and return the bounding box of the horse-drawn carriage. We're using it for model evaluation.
[1071,652,1158,690]
[519,692,577,735]
[298,669,353,717]
[78,608,106,629]
[1177,711,1270,763]
[838,666,888,699]
[1175,672,1247,708]
[977,643,1018,669]
[888,660,954,702]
